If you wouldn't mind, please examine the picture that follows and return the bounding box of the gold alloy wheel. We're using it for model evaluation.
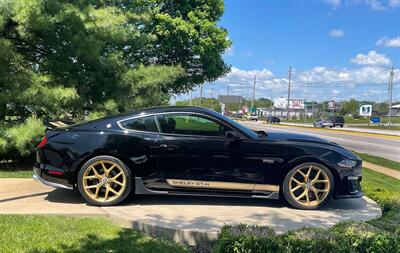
[82,160,126,203]
[289,164,330,207]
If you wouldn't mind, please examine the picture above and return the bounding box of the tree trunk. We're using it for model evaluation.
[0,102,6,122]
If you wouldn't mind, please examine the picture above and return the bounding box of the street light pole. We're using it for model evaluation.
[388,66,394,126]
[251,74,256,109]
[286,66,292,120]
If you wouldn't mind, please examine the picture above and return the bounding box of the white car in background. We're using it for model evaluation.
[247,114,259,121]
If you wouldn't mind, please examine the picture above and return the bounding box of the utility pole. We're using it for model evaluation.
[286,66,292,120]
[388,66,394,126]
[251,74,256,109]
[199,83,204,106]
[227,84,230,95]
[211,87,214,98]
[304,74,309,123]
[189,91,192,106]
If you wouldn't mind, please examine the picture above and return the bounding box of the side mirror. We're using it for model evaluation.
[257,130,268,137]
[226,131,241,140]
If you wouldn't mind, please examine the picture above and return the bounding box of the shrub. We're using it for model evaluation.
[0,117,45,159]
[282,227,340,252]
[213,180,400,253]
[332,222,399,253]
[213,224,283,253]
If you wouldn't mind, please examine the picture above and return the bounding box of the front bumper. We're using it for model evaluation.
[334,162,363,199]
[33,163,73,190]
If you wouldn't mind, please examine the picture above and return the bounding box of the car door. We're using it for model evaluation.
[151,113,233,184]
[151,112,276,193]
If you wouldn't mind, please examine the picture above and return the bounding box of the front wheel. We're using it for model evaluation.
[282,163,334,210]
[77,155,132,206]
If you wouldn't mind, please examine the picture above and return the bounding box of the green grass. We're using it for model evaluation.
[363,168,400,192]
[355,152,400,172]
[0,215,190,253]
[0,170,32,178]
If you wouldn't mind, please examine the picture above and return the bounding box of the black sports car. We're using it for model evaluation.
[33,106,362,210]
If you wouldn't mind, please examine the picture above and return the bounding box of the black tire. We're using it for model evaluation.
[340,125,344,128]
[77,155,133,206]
[282,162,334,210]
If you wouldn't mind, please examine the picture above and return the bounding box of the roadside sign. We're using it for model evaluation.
[359,104,372,116]
[250,107,256,113]
[218,95,243,104]
[370,117,381,124]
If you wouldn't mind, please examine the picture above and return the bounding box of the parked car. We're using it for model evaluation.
[34,106,362,210]
[329,116,345,128]
[247,114,258,121]
[313,118,334,128]
[267,116,280,123]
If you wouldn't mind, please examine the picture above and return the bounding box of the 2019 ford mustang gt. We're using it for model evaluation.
[33,106,363,210]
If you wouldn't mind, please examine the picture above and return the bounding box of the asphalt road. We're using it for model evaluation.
[242,121,400,162]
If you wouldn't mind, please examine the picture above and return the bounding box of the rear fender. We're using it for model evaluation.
[71,150,135,184]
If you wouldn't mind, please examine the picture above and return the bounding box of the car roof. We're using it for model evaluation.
[76,106,219,129]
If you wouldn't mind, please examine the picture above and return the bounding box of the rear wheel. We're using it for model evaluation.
[77,155,132,206]
[283,163,334,210]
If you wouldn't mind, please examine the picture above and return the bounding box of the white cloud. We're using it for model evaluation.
[220,67,274,83]
[241,51,253,57]
[363,89,384,97]
[332,89,341,95]
[376,36,400,48]
[224,46,235,56]
[350,51,391,66]
[325,0,400,10]
[329,29,345,38]
[389,0,400,8]
[325,0,342,9]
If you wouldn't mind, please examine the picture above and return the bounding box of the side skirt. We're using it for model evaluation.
[134,177,280,200]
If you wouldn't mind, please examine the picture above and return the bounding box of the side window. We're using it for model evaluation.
[119,116,158,132]
[156,114,231,137]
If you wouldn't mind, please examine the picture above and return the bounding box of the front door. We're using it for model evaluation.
[152,113,232,183]
[151,113,276,193]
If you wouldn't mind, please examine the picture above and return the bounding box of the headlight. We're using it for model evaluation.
[338,159,357,169]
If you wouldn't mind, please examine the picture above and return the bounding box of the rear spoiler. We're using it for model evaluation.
[44,120,73,138]
[49,121,69,128]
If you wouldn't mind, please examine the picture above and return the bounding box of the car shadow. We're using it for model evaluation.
[44,188,371,211]
[44,188,288,208]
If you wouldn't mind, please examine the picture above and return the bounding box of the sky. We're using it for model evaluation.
[173,0,400,103]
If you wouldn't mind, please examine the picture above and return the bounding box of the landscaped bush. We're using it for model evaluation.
[213,181,400,253]
[0,117,45,160]
[214,224,283,253]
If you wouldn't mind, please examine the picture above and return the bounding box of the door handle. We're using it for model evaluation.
[159,144,179,150]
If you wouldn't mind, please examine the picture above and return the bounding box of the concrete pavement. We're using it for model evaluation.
[243,121,400,162]
[0,179,382,248]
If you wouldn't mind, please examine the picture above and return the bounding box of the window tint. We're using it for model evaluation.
[156,114,230,137]
[120,116,158,132]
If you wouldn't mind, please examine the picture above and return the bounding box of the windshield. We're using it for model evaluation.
[211,111,258,138]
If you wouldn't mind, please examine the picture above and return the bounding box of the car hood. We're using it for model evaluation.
[264,132,359,160]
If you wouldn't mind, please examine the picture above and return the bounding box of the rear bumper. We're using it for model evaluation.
[33,163,73,190]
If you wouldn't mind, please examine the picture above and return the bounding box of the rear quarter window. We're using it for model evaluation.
[119,116,158,132]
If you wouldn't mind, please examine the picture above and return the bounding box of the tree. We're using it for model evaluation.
[175,97,221,112]
[0,0,231,121]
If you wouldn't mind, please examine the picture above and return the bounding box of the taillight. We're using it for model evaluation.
[38,136,47,148]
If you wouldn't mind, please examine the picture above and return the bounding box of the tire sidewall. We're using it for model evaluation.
[77,155,133,206]
[283,162,334,210]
